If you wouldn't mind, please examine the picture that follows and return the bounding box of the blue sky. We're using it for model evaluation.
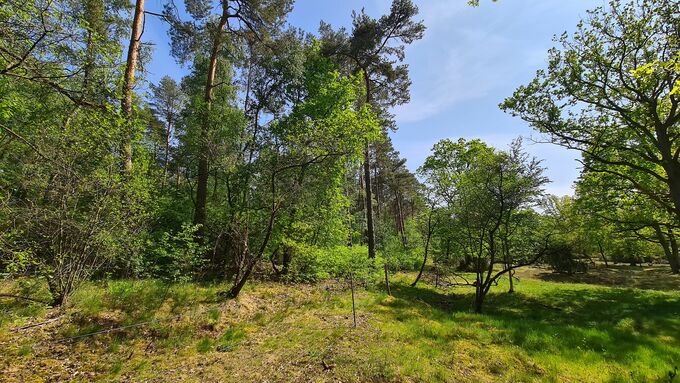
[142,0,599,196]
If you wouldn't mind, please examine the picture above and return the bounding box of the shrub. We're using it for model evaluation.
[282,241,381,283]
[544,241,588,274]
[145,223,207,282]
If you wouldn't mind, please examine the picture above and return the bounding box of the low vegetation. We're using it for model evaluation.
[2,267,679,382]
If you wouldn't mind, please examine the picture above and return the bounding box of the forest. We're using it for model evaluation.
[1,0,679,381]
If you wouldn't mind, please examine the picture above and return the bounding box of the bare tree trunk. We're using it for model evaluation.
[668,230,680,274]
[121,0,145,175]
[507,268,514,293]
[364,142,376,259]
[162,122,171,186]
[383,262,391,296]
[657,126,680,227]
[654,223,680,274]
[474,283,484,313]
[395,190,407,247]
[598,241,608,267]
[412,207,434,287]
[350,273,357,328]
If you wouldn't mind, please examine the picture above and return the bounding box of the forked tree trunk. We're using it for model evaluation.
[654,223,680,274]
[121,0,145,174]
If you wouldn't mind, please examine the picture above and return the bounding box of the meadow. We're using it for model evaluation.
[2,266,679,382]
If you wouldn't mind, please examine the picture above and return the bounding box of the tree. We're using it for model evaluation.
[320,0,425,259]
[502,0,680,229]
[164,0,293,239]
[121,0,145,174]
[576,169,679,272]
[420,138,548,312]
[149,76,185,184]
[222,44,380,297]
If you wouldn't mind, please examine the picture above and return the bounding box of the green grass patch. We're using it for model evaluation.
[1,270,679,382]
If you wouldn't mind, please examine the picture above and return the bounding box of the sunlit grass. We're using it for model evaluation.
[1,271,678,382]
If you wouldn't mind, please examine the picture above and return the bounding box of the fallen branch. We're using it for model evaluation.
[12,316,62,332]
[53,319,160,343]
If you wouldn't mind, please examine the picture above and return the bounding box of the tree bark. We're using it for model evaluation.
[194,6,229,237]
[668,230,680,274]
[360,67,376,259]
[474,285,485,313]
[364,141,376,259]
[383,262,391,296]
[653,223,680,274]
[597,241,608,267]
[656,125,680,227]
[412,207,434,287]
[162,120,171,185]
[121,0,145,175]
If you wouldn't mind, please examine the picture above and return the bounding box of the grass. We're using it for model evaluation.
[1,266,679,382]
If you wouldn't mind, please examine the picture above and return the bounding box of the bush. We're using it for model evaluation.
[544,241,588,274]
[282,241,382,283]
[381,235,422,272]
[144,223,207,282]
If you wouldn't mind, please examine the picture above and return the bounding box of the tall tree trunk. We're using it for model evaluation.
[374,163,380,219]
[653,223,680,274]
[194,6,229,237]
[360,67,376,259]
[162,121,171,185]
[668,230,680,274]
[121,0,145,175]
[597,241,608,267]
[412,208,434,287]
[364,141,376,259]
[656,126,680,226]
[395,190,406,247]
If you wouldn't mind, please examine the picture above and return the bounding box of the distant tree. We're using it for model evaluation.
[149,76,185,183]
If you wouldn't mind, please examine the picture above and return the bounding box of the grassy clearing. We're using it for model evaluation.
[1,268,679,382]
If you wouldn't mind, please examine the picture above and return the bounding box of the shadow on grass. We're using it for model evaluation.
[386,280,680,375]
[517,263,680,291]
[59,279,225,342]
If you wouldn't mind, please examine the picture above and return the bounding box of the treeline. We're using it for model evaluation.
[1,0,679,313]
[0,0,427,305]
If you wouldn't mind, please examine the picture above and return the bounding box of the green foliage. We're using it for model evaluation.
[543,240,588,274]
[282,242,382,283]
[145,223,207,282]
[502,0,680,275]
